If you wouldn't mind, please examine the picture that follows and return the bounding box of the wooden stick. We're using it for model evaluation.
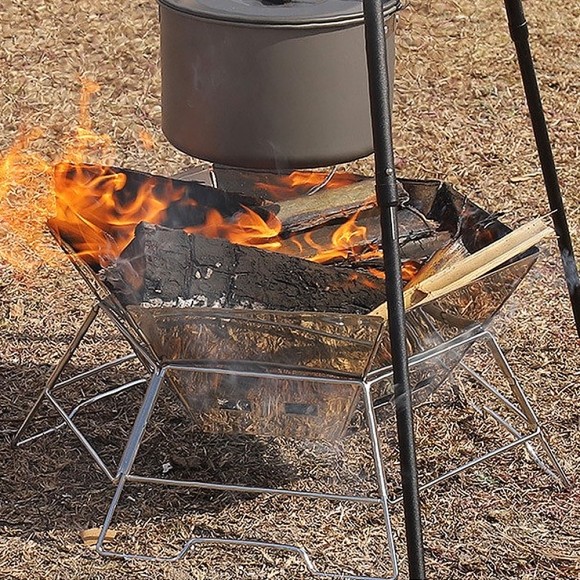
[368,216,552,319]
[413,224,550,306]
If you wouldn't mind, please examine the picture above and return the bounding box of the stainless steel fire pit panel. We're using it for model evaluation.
[129,308,383,439]
[158,1,398,169]
[129,309,383,377]
[126,251,537,440]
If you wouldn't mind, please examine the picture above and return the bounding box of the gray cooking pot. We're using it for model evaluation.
[158,0,401,169]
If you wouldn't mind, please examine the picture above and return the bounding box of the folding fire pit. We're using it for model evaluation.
[13,163,569,579]
[12,0,578,575]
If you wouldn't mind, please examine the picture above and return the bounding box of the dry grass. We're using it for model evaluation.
[1,0,579,578]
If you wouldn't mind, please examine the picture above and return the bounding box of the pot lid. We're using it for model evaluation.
[159,0,402,27]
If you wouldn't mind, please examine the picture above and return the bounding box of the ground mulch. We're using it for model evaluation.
[1,0,578,578]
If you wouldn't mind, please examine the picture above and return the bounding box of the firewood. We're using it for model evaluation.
[80,527,117,547]
[271,177,409,234]
[276,206,450,264]
[368,217,552,318]
[102,222,387,314]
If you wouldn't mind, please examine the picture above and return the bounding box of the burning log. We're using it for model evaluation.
[270,177,409,234]
[212,166,363,200]
[102,222,387,314]
[276,206,450,264]
[254,175,449,266]
[52,163,273,268]
[214,166,430,253]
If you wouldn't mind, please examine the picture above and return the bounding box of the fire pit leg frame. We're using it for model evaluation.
[458,330,570,487]
[368,326,571,497]
[11,301,152,481]
[94,364,400,580]
[12,301,570,574]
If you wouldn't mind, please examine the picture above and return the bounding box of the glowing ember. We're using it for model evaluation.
[367,260,420,282]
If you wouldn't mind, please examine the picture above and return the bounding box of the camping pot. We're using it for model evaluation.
[158,0,401,169]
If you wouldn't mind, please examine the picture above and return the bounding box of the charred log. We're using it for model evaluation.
[212,165,364,201]
[102,222,387,314]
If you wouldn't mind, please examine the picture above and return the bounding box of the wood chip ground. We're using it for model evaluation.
[0,1,578,578]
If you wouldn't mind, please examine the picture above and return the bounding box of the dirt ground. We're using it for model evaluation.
[0,0,578,578]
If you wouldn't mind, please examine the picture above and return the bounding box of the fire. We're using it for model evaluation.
[53,163,181,266]
[0,129,58,271]
[402,260,421,281]
[307,211,372,263]
[51,159,416,287]
[51,163,284,268]
[0,80,419,289]
[0,76,285,270]
[254,170,361,200]
[185,208,281,251]
[366,261,420,283]
[0,79,116,272]
[53,163,421,286]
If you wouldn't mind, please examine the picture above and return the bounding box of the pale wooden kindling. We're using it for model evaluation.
[368,216,552,319]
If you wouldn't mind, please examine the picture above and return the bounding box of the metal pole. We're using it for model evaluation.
[504,0,580,336]
[362,1,426,577]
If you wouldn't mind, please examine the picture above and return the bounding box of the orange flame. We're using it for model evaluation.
[368,261,421,282]
[0,79,118,272]
[51,163,284,268]
[0,129,58,271]
[307,211,371,263]
[402,260,421,281]
[185,207,281,251]
[53,163,183,266]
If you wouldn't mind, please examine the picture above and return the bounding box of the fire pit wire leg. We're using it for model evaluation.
[93,363,401,577]
[363,1,426,577]
[480,332,571,487]
[361,382,400,578]
[11,303,100,447]
[96,368,166,558]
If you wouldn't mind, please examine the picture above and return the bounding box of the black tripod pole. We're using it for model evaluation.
[363,1,426,577]
[504,0,580,336]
